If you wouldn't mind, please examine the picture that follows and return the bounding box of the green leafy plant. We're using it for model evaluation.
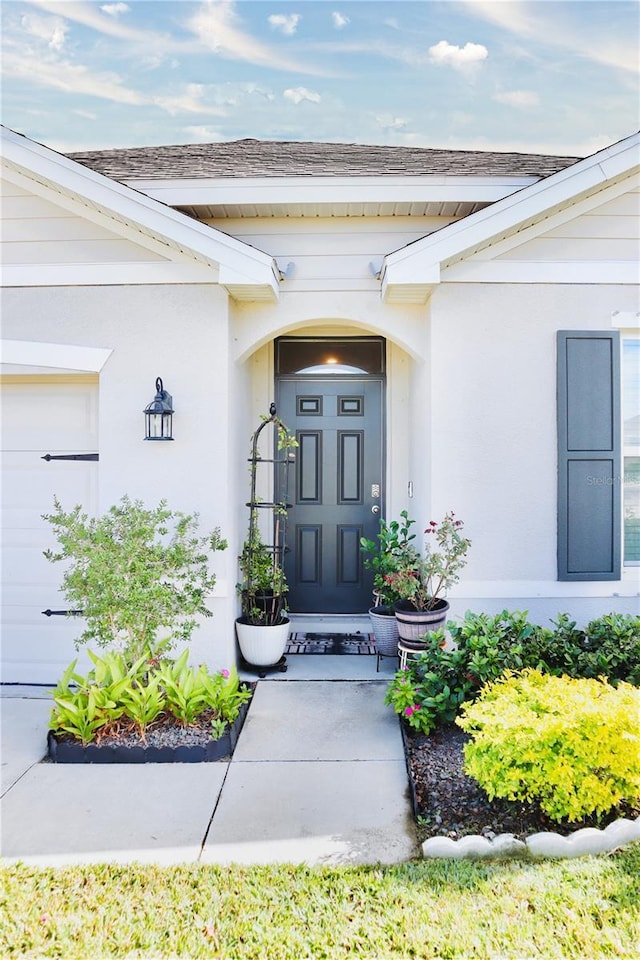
[43,496,227,662]
[360,510,418,606]
[155,649,211,727]
[457,669,640,822]
[383,513,471,611]
[447,610,546,688]
[49,650,253,746]
[384,632,474,734]
[118,673,166,740]
[199,666,252,724]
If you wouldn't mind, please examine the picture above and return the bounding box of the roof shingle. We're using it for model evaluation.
[67,139,581,181]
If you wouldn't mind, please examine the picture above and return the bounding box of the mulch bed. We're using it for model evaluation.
[402,723,639,844]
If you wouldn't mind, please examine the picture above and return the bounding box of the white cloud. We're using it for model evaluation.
[375,113,408,131]
[384,18,400,30]
[187,2,322,73]
[268,14,301,36]
[184,125,226,142]
[463,0,638,75]
[20,13,68,51]
[428,40,488,70]
[331,12,350,30]
[100,3,129,17]
[154,83,228,116]
[284,86,321,104]
[1,51,146,105]
[493,90,539,108]
[73,108,98,120]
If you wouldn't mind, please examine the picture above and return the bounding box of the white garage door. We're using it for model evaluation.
[1,376,99,684]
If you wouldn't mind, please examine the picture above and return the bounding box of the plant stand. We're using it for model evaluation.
[239,654,288,679]
[236,406,295,667]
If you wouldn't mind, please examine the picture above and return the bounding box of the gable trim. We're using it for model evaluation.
[1,127,279,301]
[382,133,640,303]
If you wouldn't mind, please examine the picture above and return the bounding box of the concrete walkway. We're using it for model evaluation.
[0,654,418,867]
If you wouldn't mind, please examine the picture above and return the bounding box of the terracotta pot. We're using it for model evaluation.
[394,598,449,646]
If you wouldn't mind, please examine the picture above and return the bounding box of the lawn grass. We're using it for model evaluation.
[2,844,639,959]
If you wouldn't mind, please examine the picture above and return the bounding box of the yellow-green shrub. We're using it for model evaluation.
[456,669,640,823]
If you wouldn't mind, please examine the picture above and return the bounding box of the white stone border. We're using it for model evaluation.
[422,816,640,859]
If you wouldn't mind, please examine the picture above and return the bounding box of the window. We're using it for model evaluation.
[623,338,640,564]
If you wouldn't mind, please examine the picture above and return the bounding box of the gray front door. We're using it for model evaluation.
[277,377,384,613]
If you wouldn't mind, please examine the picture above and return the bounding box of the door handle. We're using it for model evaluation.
[371,505,380,515]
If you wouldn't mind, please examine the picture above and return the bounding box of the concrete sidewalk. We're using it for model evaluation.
[0,655,418,867]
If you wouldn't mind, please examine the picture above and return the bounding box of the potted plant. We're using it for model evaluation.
[387,512,471,648]
[235,406,297,672]
[360,510,417,656]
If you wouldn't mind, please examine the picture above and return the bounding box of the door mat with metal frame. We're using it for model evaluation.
[285,633,377,655]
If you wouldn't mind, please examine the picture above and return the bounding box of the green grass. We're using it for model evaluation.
[2,845,639,959]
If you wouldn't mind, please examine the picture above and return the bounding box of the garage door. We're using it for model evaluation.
[1,376,98,684]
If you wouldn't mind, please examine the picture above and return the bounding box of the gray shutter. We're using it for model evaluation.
[557,331,621,581]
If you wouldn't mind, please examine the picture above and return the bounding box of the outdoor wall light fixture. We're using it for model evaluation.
[144,377,174,441]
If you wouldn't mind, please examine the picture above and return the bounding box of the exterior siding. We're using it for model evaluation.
[205,215,458,289]
[495,184,640,262]
[1,176,167,265]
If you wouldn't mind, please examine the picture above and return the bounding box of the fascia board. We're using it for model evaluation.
[124,174,539,208]
[383,133,640,284]
[1,128,277,289]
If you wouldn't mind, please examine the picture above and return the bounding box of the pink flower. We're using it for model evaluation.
[220,669,230,678]
[404,704,421,716]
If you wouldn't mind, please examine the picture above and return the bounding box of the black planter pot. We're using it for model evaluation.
[47,699,251,764]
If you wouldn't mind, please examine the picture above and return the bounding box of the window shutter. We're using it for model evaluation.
[557,331,621,581]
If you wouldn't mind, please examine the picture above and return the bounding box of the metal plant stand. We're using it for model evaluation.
[237,403,295,676]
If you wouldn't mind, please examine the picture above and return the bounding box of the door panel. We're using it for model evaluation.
[278,378,384,613]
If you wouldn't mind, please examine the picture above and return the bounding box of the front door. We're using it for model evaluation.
[276,339,385,613]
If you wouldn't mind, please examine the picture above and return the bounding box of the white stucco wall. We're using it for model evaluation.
[419,282,639,623]
[2,283,239,670]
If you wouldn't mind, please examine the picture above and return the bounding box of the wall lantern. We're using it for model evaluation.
[144,377,174,441]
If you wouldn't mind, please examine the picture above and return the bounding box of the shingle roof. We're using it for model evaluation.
[66,139,581,181]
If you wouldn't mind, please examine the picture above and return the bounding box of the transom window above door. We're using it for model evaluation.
[275,337,385,375]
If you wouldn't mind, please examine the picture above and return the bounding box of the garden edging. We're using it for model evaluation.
[421,816,640,860]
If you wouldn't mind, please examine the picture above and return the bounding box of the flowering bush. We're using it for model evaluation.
[384,512,471,611]
[384,632,473,734]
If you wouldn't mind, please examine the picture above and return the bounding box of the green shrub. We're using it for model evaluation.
[447,610,546,687]
[43,496,227,661]
[456,669,640,822]
[384,609,640,732]
[384,632,473,734]
[581,613,640,685]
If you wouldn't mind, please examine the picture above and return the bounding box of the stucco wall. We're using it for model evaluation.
[419,282,639,618]
[2,283,238,670]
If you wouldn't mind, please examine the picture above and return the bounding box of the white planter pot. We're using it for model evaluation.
[236,618,290,666]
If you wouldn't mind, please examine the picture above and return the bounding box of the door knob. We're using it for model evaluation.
[371,505,380,515]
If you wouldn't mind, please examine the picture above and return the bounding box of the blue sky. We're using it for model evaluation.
[1,0,638,156]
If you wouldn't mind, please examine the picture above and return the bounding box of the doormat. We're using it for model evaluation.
[285,633,377,655]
